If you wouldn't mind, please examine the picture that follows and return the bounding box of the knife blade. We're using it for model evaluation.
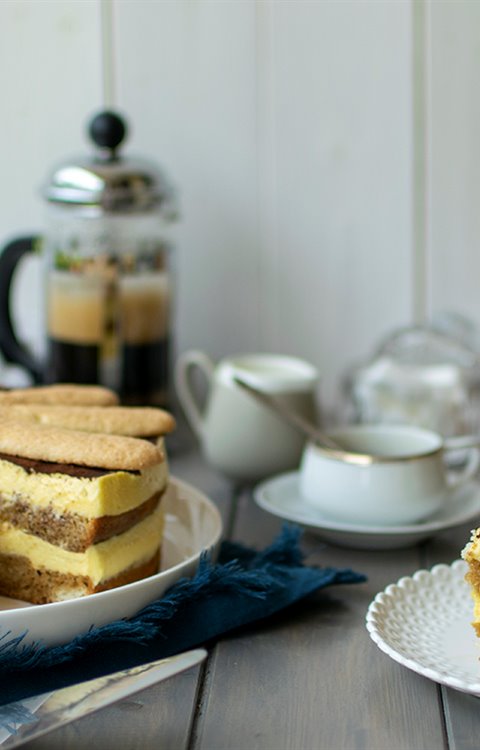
[0,648,207,749]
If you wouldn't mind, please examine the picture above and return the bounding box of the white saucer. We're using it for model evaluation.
[253,472,480,549]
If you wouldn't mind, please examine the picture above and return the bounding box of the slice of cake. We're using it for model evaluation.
[0,419,169,604]
[462,529,480,635]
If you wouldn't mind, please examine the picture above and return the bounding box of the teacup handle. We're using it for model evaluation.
[443,442,480,488]
[174,350,215,439]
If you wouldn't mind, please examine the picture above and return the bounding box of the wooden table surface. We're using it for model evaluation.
[23,442,480,750]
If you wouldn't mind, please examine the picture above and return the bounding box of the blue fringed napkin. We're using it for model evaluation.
[0,525,366,706]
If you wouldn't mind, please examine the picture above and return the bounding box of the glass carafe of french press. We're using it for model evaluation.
[0,111,178,406]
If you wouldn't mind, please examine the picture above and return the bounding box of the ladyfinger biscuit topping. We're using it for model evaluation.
[0,404,175,436]
[0,420,163,470]
[0,384,119,406]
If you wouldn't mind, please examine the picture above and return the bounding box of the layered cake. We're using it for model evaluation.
[0,418,172,604]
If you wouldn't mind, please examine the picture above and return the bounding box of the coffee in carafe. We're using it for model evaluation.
[0,111,178,407]
[44,225,171,405]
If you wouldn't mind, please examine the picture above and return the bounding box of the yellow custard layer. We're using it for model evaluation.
[0,451,168,518]
[0,506,164,585]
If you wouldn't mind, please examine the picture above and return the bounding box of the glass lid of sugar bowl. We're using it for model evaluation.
[345,316,480,438]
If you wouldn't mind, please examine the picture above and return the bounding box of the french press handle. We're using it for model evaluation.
[0,236,43,383]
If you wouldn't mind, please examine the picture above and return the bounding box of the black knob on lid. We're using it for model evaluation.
[89,110,127,153]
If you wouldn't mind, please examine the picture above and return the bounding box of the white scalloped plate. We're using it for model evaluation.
[366,559,480,695]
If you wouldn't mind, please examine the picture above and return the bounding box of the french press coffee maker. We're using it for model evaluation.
[0,111,178,406]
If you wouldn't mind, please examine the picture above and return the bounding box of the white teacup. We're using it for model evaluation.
[175,351,319,482]
[299,424,480,526]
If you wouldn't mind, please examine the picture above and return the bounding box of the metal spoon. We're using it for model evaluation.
[233,377,344,452]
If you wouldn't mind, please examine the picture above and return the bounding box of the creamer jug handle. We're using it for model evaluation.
[174,350,215,440]
[0,236,43,382]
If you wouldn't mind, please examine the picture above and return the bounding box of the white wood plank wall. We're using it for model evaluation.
[0,0,476,420]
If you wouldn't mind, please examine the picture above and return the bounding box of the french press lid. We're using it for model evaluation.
[43,111,177,217]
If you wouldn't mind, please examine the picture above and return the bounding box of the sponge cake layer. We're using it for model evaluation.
[0,491,162,552]
[0,551,160,603]
[0,504,164,588]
